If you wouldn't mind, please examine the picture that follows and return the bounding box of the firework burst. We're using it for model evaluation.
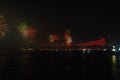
[0,16,9,37]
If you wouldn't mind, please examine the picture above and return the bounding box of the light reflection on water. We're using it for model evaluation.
[117,55,120,80]
[112,55,117,80]
[112,55,120,80]
[1,51,120,80]
[112,55,117,65]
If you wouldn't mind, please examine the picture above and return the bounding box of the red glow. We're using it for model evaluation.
[64,30,72,46]
[49,34,59,43]
[72,38,106,46]
[27,28,37,37]
[52,34,59,41]
[74,38,106,46]
[64,30,71,38]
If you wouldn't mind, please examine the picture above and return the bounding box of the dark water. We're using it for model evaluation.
[0,50,120,80]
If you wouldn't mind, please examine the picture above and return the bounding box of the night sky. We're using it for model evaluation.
[0,0,120,46]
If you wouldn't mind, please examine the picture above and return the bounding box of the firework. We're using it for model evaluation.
[27,27,37,37]
[17,23,37,37]
[17,23,37,45]
[0,16,9,37]
[64,30,72,46]
[49,34,59,42]
[49,35,54,43]
[17,23,28,38]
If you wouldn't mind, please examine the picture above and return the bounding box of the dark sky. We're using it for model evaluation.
[0,0,120,44]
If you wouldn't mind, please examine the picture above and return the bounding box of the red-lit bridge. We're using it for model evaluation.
[35,37,107,51]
